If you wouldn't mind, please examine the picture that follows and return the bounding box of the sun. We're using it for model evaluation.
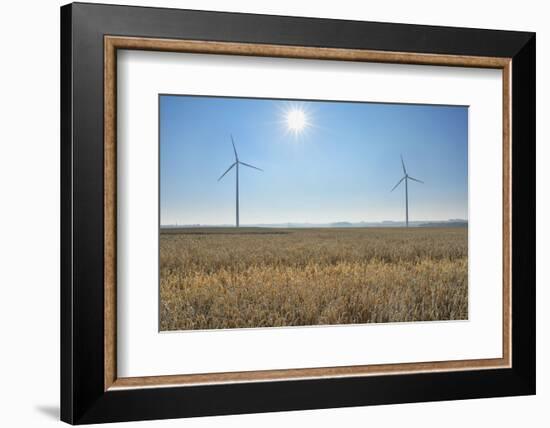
[286,108,308,135]
[279,103,313,139]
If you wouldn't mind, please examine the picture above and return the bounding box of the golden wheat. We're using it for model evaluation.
[159,227,467,331]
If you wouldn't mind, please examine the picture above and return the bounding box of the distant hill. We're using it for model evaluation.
[330,221,354,227]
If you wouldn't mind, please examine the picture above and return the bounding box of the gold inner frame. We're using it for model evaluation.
[104,36,512,391]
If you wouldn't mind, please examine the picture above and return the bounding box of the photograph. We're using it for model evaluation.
[159,95,469,331]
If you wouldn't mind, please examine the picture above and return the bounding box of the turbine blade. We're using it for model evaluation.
[400,155,407,175]
[239,161,263,172]
[230,135,238,161]
[217,162,236,181]
[391,176,406,192]
[408,176,424,184]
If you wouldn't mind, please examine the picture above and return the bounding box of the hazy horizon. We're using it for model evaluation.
[160,95,468,226]
[160,218,468,227]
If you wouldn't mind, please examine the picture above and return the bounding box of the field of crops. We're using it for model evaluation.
[159,227,468,331]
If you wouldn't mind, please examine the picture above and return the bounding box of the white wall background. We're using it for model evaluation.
[0,0,546,426]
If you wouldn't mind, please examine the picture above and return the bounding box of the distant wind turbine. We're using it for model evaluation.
[218,135,263,228]
[391,155,424,227]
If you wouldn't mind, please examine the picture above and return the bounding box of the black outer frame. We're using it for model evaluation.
[60,2,535,424]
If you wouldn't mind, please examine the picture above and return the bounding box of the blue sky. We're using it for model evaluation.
[160,95,468,226]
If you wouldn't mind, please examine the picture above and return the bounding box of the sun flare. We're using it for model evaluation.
[286,108,308,134]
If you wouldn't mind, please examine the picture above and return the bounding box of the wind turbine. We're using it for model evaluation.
[391,155,424,227]
[218,135,263,228]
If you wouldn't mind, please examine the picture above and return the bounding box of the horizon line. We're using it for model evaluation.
[160,219,468,227]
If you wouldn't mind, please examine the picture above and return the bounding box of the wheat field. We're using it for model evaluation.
[159,227,467,331]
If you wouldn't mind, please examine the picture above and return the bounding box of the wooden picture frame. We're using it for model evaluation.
[61,2,535,424]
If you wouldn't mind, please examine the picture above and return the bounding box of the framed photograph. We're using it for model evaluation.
[61,2,535,424]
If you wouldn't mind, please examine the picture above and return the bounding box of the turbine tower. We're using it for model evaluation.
[218,135,262,228]
[391,155,424,227]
